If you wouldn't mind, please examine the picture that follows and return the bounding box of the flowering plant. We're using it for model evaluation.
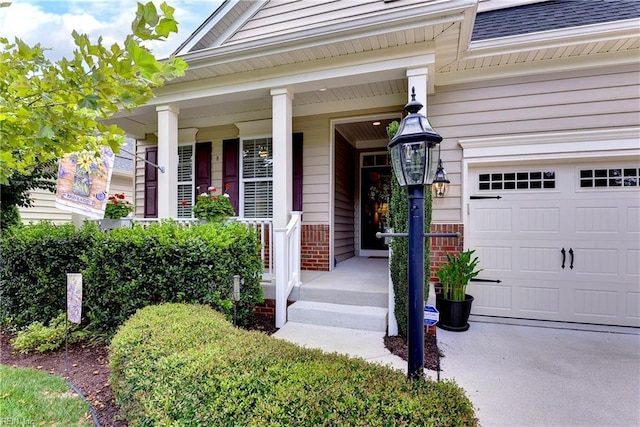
[104,193,135,219]
[193,184,235,222]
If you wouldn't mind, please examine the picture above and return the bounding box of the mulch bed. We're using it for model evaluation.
[384,333,443,371]
[1,316,441,426]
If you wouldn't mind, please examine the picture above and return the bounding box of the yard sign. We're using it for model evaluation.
[66,273,83,324]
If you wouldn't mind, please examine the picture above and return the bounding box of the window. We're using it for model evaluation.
[241,137,273,218]
[177,144,194,218]
[580,168,639,188]
[478,170,555,191]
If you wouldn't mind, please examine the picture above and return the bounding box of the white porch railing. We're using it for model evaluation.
[132,218,200,227]
[274,211,302,328]
[235,218,273,280]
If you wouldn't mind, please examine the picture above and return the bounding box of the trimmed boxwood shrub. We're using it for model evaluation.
[110,303,478,426]
[0,221,263,336]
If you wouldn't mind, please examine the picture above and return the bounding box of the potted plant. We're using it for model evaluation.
[193,185,235,223]
[435,249,482,331]
[101,193,134,230]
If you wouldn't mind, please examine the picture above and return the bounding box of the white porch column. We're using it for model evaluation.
[271,88,293,228]
[156,105,180,219]
[407,67,428,114]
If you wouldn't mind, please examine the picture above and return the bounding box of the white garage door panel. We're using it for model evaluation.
[468,162,640,327]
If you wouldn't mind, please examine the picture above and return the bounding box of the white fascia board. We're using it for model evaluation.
[174,0,237,56]
[459,127,640,160]
[177,1,471,69]
[436,49,640,86]
[151,44,435,106]
[457,1,479,54]
[210,0,267,48]
[467,18,640,58]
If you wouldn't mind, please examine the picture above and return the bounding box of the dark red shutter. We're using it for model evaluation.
[222,139,240,215]
[144,146,158,218]
[222,135,303,216]
[293,133,303,211]
[195,142,211,197]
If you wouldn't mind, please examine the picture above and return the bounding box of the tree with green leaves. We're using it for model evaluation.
[0,1,188,227]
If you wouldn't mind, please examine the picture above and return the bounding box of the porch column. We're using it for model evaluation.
[407,68,428,114]
[271,88,293,228]
[156,104,180,219]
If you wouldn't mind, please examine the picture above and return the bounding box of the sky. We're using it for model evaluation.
[0,0,224,61]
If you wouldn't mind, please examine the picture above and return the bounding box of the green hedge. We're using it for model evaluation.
[0,222,96,327]
[0,221,263,335]
[110,303,478,426]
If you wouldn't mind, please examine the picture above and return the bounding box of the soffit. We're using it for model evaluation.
[437,18,640,84]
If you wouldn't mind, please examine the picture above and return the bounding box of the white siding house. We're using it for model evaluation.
[107,0,639,328]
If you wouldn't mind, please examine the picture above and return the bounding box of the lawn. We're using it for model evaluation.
[0,365,93,426]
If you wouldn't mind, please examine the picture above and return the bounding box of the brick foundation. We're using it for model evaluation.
[429,223,464,282]
[253,299,276,318]
[301,224,330,271]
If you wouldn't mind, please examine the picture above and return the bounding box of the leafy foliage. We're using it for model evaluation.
[0,222,97,328]
[387,121,432,337]
[81,221,263,334]
[437,250,482,301]
[110,303,478,426]
[0,221,264,337]
[10,313,82,354]
[0,1,188,184]
[0,160,57,230]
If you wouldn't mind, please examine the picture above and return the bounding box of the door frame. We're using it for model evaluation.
[358,150,392,257]
[329,113,400,269]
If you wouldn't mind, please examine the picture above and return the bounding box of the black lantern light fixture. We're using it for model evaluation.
[388,89,443,187]
[433,158,450,198]
[387,87,442,379]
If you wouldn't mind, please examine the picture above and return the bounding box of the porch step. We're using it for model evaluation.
[297,286,387,308]
[287,301,388,332]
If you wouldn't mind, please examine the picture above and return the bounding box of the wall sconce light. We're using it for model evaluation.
[433,158,450,198]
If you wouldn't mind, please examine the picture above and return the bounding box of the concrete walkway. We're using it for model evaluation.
[274,319,640,427]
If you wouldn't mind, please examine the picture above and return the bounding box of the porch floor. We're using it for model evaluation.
[279,256,390,312]
[299,256,389,294]
[300,257,389,292]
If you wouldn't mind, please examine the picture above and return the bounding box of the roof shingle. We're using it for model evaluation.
[472,0,640,41]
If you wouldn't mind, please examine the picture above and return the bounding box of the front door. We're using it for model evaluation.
[360,152,392,256]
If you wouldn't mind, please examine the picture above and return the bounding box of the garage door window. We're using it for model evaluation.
[579,168,639,188]
[478,171,555,191]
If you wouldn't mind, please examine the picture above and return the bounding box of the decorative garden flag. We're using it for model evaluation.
[55,146,115,219]
[66,273,83,324]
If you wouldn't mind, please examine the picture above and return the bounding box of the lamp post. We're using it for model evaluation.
[388,87,442,379]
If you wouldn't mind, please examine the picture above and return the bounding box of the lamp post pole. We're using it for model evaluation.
[387,87,443,379]
[407,185,425,379]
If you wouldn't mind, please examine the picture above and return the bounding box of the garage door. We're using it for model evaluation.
[468,161,640,327]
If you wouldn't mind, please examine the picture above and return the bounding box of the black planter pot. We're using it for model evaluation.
[436,293,474,332]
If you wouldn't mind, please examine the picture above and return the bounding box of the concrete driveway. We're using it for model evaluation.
[437,319,640,427]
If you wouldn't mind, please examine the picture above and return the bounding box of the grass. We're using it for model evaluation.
[0,365,92,426]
